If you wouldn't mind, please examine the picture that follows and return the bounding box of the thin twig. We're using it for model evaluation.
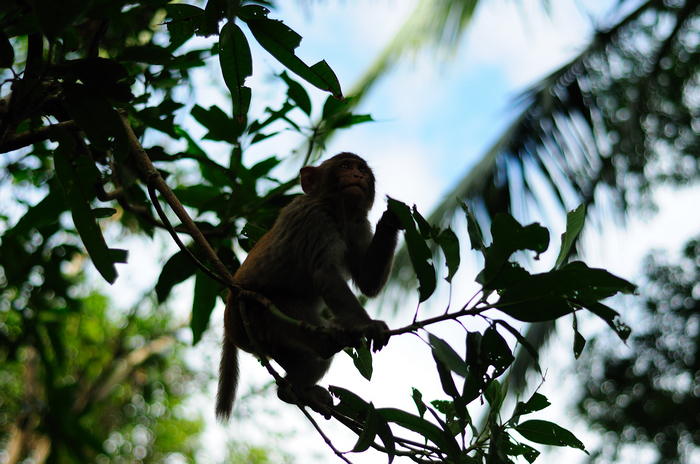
[118,109,236,287]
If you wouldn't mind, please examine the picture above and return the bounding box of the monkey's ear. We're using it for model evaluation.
[300,166,317,194]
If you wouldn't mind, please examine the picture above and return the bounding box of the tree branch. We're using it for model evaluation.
[0,120,80,153]
[118,109,236,287]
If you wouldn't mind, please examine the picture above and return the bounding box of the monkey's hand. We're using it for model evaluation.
[379,207,405,231]
[360,319,390,352]
[328,319,390,353]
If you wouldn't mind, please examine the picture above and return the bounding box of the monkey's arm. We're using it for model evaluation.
[313,269,389,352]
[353,208,401,297]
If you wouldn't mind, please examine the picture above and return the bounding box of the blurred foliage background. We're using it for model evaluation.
[1,0,700,462]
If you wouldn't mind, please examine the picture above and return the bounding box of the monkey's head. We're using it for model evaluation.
[300,152,376,214]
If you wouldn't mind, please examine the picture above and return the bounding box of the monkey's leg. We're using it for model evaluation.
[274,347,334,419]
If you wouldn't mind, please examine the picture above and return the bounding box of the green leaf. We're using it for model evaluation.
[329,113,374,129]
[192,269,219,345]
[554,203,585,269]
[53,134,118,284]
[588,302,632,342]
[330,386,370,417]
[412,207,432,239]
[70,58,134,102]
[428,333,467,378]
[62,83,128,161]
[92,208,116,218]
[435,227,460,283]
[433,352,459,398]
[479,214,549,289]
[477,262,529,291]
[572,314,586,359]
[459,199,485,251]
[109,249,128,264]
[322,94,346,120]
[493,320,542,375]
[122,44,173,65]
[480,326,514,378]
[239,5,343,99]
[219,22,252,121]
[505,436,540,463]
[515,420,587,452]
[171,185,224,212]
[202,0,225,36]
[378,408,462,464]
[345,344,373,380]
[411,388,427,418]
[388,198,436,302]
[513,392,550,418]
[249,156,281,178]
[190,104,242,143]
[156,250,197,302]
[462,371,481,404]
[166,4,205,45]
[280,71,311,116]
[484,379,503,406]
[331,389,396,462]
[465,331,483,381]
[496,262,636,323]
[352,404,379,453]
[0,30,15,68]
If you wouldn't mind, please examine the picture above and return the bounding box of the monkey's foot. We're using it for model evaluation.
[303,385,333,419]
[277,384,333,419]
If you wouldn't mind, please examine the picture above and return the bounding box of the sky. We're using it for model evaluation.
[100,0,700,462]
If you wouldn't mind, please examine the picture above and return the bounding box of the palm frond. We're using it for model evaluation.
[388,0,700,392]
[392,0,700,289]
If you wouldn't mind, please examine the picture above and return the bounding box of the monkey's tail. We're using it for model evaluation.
[215,334,239,423]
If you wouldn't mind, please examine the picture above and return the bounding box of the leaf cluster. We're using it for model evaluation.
[0,1,638,463]
[331,201,634,463]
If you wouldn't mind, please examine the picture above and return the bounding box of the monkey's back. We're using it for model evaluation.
[227,195,371,353]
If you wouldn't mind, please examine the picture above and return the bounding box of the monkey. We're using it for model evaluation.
[216,152,402,421]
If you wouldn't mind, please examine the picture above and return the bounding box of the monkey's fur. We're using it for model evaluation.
[216,153,400,420]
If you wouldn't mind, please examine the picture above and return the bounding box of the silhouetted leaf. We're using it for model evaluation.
[123,44,173,65]
[496,262,636,322]
[192,270,219,344]
[345,344,373,380]
[459,199,484,251]
[53,133,118,284]
[166,4,205,45]
[62,83,128,161]
[478,214,549,289]
[239,5,343,99]
[554,203,585,269]
[435,227,460,282]
[280,71,311,116]
[156,250,197,302]
[388,198,435,301]
[515,420,587,452]
[353,404,379,452]
[378,408,462,464]
[428,333,467,378]
[219,22,252,121]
